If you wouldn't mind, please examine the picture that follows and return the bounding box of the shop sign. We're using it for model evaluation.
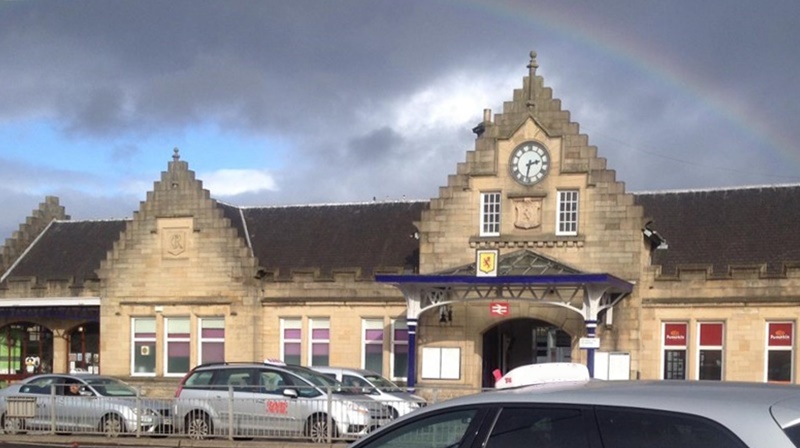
[664,323,687,346]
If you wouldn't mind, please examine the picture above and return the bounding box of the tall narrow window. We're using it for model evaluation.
[165,317,190,376]
[199,317,225,364]
[280,318,302,365]
[662,322,687,380]
[767,322,793,383]
[697,322,723,380]
[310,318,330,367]
[391,319,409,381]
[480,192,501,236]
[131,318,156,376]
[556,190,579,235]
[363,319,384,374]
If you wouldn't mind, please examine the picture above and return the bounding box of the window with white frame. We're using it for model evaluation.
[199,317,225,364]
[363,319,384,374]
[391,319,409,381]
[662,322,687,380]
[165,317,190,376]
[767,322,793,383]
[556,190,579,235]
[697,322,723,380]
[131,318,156,376]
[280,318,302,365]
[310,318,330,367]
[480,192,501,236]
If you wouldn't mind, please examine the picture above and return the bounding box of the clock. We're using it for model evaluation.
[509,141,550,185]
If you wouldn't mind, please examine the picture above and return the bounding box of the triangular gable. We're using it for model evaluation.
[433,249,582,277]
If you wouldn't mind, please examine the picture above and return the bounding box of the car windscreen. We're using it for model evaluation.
[364,373,403,392]
[84,377,138,397]
[284,366,362,395]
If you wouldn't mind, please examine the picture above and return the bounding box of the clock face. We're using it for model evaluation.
[510,142,550,185]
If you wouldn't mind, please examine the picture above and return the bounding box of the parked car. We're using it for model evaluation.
[173,360,393,442]
[0,373,171,436]
[311,366,426,418]
[349,363,800,448]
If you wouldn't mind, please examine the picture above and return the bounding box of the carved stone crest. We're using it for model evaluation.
[513,197,542,229]
[163,229,188,258]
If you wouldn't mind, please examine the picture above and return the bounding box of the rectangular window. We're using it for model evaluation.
[662,322,687,380]
[165,317,190,376]
[280,318,302,365]
[199,317,225,365]
[310,318,330,367]
[556,190,579,235]
[131,318,156,376]
[363,319,384,374]
[480,192,501,236]
[392,319,409,381]
[767,322,794,383]
[697,322,723,380]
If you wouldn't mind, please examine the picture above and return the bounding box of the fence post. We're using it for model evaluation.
[228,385,235,440]
[49,384,56,434]
[326,385,333,444]
[135,387,142,438]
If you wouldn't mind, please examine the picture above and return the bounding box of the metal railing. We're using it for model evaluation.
[0,383,481,443]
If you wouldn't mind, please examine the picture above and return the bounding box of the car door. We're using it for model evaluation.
[53,379,93,432]
[207,368,260,437]
[10,377,56,430]
[257,368,303,435]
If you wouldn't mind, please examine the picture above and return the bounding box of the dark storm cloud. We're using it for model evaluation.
[1,0,800,239]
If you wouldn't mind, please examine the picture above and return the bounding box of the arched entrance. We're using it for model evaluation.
[482,318,572,388]
[67,322,100,373]
[0,322,54,383]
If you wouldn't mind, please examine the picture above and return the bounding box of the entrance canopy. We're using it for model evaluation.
[376,250,633,321]
[375,249,634,383]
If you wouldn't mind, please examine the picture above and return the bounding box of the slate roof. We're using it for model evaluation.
[229,201,427,279]
[1,219,128,285]
[634,184,800,277]
[4,184,800,286]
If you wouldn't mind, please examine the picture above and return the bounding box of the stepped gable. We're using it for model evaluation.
[465,51,605,182]
[240,201,427,280]
[634,184,800,277]
[1,196,69,273]
[1,219,127,285]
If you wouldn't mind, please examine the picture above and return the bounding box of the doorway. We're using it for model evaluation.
[482,318,572,388]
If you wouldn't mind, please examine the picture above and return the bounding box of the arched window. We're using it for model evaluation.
[0,322,54,381]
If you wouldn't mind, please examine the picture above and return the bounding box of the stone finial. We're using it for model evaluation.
[527,51,538,110]
[173,147,180,161]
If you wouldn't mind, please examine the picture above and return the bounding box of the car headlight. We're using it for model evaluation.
[132,408,159,417]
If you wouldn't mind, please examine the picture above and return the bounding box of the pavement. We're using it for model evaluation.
[0,435,350,448]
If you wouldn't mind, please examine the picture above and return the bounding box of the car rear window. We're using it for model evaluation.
[184,370,214,387]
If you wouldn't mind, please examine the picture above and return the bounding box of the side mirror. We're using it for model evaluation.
[282,388,298,399]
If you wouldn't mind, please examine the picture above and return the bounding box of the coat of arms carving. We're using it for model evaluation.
[513,198,542,229]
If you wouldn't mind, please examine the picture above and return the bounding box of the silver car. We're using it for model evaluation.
[311,366,426,418]
[173,361,393,442]
[350,363,800,448]
[0,374,171,436]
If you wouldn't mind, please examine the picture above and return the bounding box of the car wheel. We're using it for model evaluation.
[2,414,25,435]
[185,412,212,440]
[100,414,124,437]
[306,414,337,444]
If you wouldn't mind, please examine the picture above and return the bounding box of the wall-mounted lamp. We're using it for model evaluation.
[439,305,453,324]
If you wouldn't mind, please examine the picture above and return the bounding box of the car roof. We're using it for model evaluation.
[311,366,375,376]
[423,380,800,433]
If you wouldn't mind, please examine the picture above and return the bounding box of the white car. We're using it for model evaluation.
[173,361,393,442]
[349,363,800,448]
[311,366,426,418]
